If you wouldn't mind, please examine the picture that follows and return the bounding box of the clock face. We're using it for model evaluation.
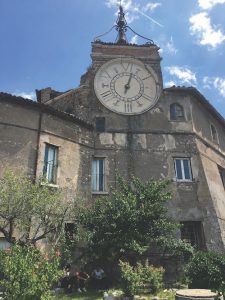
[94,58,161,115]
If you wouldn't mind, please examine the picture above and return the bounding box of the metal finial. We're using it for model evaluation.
[93,2,154,45]
[115,5,127,44]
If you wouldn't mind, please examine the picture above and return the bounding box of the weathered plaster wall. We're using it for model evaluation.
[191,95,225,153]
[94,131,204,221]
[0,101,39,177]
[0,98,94,200]
[196,139,225,251]
[36,113,94,199]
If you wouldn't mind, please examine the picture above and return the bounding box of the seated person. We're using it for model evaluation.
[75,267,90,292]
[61,263,73,294]
[92,267,106,290]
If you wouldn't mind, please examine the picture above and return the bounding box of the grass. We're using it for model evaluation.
[53,289,176,300]
[54,290,103,300]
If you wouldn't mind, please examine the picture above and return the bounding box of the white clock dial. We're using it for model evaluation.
[94,58,161,115]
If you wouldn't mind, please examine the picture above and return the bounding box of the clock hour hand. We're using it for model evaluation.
[124,73,132,94]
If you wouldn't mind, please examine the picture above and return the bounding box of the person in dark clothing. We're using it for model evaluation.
[92,267,106,290]
[75,268,90,292]
[61,263,73,294]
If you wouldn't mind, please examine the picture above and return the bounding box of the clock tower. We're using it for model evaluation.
[81,5,163,119]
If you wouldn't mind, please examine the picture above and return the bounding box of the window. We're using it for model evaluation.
[174,158,192,181]
[210,124,218,143]
[65,223,75,244]
[96,117,105,132]
[92,158,105,192]
[180,221,205,250]
[218,166,225,189]
[43,144,58,184]
[0,238,10,250]
[170,103,185,121]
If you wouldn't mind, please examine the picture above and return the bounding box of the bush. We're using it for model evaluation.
[119,260,164,297]
[0,245,62,300]
[185,251,225,289]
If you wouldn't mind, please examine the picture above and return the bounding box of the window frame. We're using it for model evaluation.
[0,237,10,250]
[64,222,76,244]
[96,117,106,133]
[210,123,219,144]
[170,103,185,121]
[43,143,58,184]
[174,157,193,182]
[180,221,206,250]
[92,157,106,193]
[218,165,225,190]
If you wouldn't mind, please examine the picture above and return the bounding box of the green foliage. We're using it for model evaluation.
[0,170,70,246]
[139,260,164,293]
[0,245,62,300]
[157,289,176,300]
[159,237,194,261]
[119,260,164,297]
[185,251,225,290]
[77,176,190,264]
[53,290,175,300]
[53,291,103,300]
[119,261,143,297]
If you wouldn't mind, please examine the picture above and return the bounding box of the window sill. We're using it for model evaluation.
[169,119,186,122]
[173,178,194,183]
[212,140,219,145]
[41,182,59,188]
[92,191,109,195]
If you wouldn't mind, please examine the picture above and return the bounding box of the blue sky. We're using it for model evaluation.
[0,0,225,117]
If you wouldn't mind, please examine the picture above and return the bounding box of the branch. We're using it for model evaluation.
[0,225,14,244]
[31,227,55,244]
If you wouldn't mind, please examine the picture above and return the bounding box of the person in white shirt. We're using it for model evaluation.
[92,267,105,289]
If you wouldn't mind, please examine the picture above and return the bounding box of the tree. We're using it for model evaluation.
[0,170,69,246]
[0,245,62,300]
[185,251,225,289]
[77,176,192,265]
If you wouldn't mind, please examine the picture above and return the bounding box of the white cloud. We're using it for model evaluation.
[189,12,225,48]
[106,0,137,14]
[124,11,139,23]
[13,91,36,100]
[130,35,138,44]
[143,2,161,12]
[198,0,225,10]
[164,81,177,87]
[165,37,178,55]
[165,66,196,85]
[203,76,225,97]
[105,0,163,26]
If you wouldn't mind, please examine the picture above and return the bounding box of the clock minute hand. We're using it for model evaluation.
[124,73,132,93]
[127,73,132,87]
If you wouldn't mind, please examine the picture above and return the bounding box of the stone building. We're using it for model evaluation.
[1,7,225,254]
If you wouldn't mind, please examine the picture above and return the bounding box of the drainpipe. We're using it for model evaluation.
[33,109,42,183]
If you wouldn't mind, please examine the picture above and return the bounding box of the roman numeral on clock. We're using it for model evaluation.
[124,102,132,113]
[121,62,133,72]
[142,75,152,80]
[102,83,109,88]
[100,90,113,100]
[99,71,111,79]
[135,68,141,75]
[142,94,154,102]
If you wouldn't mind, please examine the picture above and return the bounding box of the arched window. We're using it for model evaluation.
[210,124,218,143]
[170,103,185,121]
